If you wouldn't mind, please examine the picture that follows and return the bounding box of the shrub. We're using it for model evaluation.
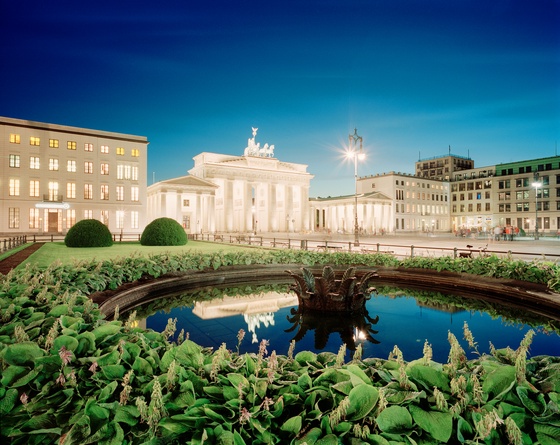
[64,219,113,247]
[140,217,187,246]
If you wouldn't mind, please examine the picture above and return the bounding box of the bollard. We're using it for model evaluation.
[376,243,380,252]
[411,245,415,258]
[453,247,458,259]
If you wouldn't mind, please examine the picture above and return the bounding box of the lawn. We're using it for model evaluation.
[20,241,259,268]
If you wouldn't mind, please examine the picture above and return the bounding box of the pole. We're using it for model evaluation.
[349,128,363,247]
[535,186,539,240]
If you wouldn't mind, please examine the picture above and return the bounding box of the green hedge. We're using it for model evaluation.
[140,217,187,246]
[64,219,113,248]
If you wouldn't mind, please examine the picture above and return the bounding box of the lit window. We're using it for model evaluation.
[49,139,59,148]
[29,180,40,197]
[84,184,93,200]
[49,158,59,171]
[131,211,139,229]
[9,154,20,168]
[29,208,40,229]
[132,166,138,181]
[67,160,76,172]
[116,147,125,155]
[66,209,76,228]
[67,141,77,150]
[116,186,124,201]
[10,134,20,144]
[30,156,40,169]
[117,164,124,179]
[84,162,93,174]
[30,137,40,146]
[9,179,20,196]
[100,163,109,175]
[84,143,93,152]
[100,145,109,154]
[124,165,131,179]
[67,182,76,199]
[84,209,93,219]
[9,208,20,229]
[131,186,139,202]
[48,182,59,201]
[131,149,140,157]
[100,185,109,200]
[116,211,124,229]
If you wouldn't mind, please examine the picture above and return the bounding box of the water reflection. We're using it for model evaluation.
[285,306,380,350]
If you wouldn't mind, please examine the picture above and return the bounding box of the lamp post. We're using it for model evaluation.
[347,128,365,246]
[532,173,542,240]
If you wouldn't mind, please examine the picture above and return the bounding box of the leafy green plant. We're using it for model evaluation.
[140,217,188,246]
[64,219,113,248]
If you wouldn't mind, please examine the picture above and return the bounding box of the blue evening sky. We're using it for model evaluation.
[1,0,559,197]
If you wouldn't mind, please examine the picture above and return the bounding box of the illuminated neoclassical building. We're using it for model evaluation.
[148,129,314,234]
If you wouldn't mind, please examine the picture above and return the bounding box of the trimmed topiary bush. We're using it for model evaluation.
[140,217,187,246]
[64,219,113,247]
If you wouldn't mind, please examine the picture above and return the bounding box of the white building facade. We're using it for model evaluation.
[1,116,148,235]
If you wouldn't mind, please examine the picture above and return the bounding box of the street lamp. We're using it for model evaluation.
[532,173,542,240]
[347,128,365,246]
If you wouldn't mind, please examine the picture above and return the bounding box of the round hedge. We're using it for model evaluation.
[65,219,113,247]
[140,217,187,246]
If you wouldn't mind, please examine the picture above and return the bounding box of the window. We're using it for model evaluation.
[9,154,20,168]
[67,141,77,150]
[48,182,59,201]
[84,184,93,200]
[116,147,125,155]
[116,186,124,201]
[49,139,59,148]
[67,160,76,172]
[116,211,124,230]
[183,199,190,206]
[468,204,473,212]
[29,180,40,197]
[485,203,491,211]
[84,143,94,152]
[100,163,109,175]
[48,158,59,171]
[131,211,139,229]
[84,210,93,219]
[131,149,140,157]
[9,179,20,196]
[100,185,109,200]
[30,137,40,146]
[29,208,40,229]
[476,203,482,212]
[84,161,93,174]
[117,165,124,179]
[29,156,40,169]
[10,134,20,144]
[100,145,109,154]
[124,165,131,180]
[131,166,138,181]
[131,186,139,202]
[476,192,481,200]
[9,208,20,229]
[67,182,76,199]
[66,209,76,228]
[516,178,523,187]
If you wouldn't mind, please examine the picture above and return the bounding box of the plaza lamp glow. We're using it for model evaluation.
[532,174,542,240]
[346,128,365,246]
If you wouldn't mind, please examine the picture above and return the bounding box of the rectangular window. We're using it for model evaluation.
[131,211,139,229]
[9,154,20,168]
[117,165,124,179]
[131,149,140,157]
[523,202,530,212]
[29,180,40,197]
[131,186,139,202]
[48,158,59,171]
[29,208,40,229]
[30,136,40,146]
[66,209,76,228]
[124,165,131,179]
[67,160,76,172]
[49,139,59,148]
[100,163,109,175]
[84,184,93,200]
[30,156,40,169]
[485,203,491,211]
[116,185,124,201]
[116,211,125,230]
[100,145,109,154]
[183,199,190,206]
[132,166,138,181]
[10,134,20,144]
[100,185,109,200]
[67,182,76,199]
[48,182,59,201]
[84,161,93,174]
[67,141,77,150]
[9,208,20,229]
[9,179,20,196]
[84,210,93,219]
[84,143,94,152]
[116,147,125,156]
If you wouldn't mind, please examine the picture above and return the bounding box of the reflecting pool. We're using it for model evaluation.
[140,284,560,363]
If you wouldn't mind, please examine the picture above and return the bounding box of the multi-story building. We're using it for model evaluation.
[1,116,148,235]
[416,151,474,181]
